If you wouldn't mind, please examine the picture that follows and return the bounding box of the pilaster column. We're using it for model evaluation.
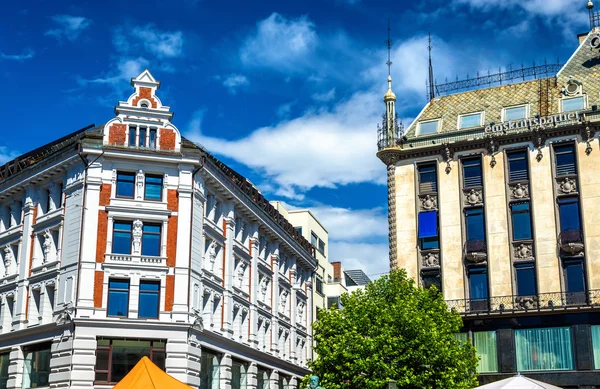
[7,346,23,389]
[220,353,232,389]
[165,337,189,384]
[247,362,258,389]
[15,186,36,328]
[222,203,235,335]
[270,243,280,353]
[249,224,259,346]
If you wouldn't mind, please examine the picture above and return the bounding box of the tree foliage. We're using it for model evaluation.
[308,270,478,389]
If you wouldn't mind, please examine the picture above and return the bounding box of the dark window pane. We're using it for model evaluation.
[142,225,161,256]
[140,282,160,292]
[95,372,108,382]
[511,203,532,241]
[564,260,585,293]
[420,236,439,250]
[555,144,576,176]
[116,172,135,198]
[139,128,147,147]
[128,128,136,147]
[96,349,109,371]
[469,268,488,300]
[152,352,165,370]
[149,129,157,149]
[463,158,482,187]
[418,164,437,193]
[418,211,438,238]
[113,231,132,254]
[144,175,163,200]
[0,352,9,389]
[559,198,581,231]
[508,151,528,181]
[466,208,485,241]
[110,340,150,382]
[515,264,537,296]
[108,280,129,317]
[139,281,160,319]
[422,272,441,290]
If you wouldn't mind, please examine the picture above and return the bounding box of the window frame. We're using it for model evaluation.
[231,359,249,389]
[563,258,586,294]
[417,163,438,193]
[94,338,166,384]
[417,119,440,136]
[462,157,483,188]
[506,149,529,182]
[468,267,489,301]
[141,223,162,257]
[112,221,133,255]
[502,104,529,122]
[458,111,484,129]
[510,202,533,241]
[560,95,586,113]
[22,342,52,389]
[116,171,136,199]
[0,352,8,389]
[515,262,537,297]
[107,279,130,318]
[199,350,221,389]
[553,143,577,177]
[558,197,581,232]
[138,280,161,319]
[144,174,163,201]
[515,327,574,371]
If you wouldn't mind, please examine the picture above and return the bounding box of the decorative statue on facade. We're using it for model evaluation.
[206,240,217,271]
[42,230,53,263]
[3,245,14,276]
[236,262,247,288]
[259,277,268,301]
[297,301,305,323]
[308,375,324,389]
[136,170,144,199]
[132,220,143,254]
[280,290,288,314]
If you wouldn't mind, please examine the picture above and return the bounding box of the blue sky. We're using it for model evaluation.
[0,0,591,278]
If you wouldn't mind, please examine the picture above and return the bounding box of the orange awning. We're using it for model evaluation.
[112,356,193,389]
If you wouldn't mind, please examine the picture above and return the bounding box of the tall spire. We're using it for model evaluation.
[384,19,396,103]
[428,32,435,101]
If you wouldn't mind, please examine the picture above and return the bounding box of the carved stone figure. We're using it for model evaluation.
[420,194,437,210]
[236,262,247,288]
[206,240,217,271]
[259,277,268,301]
[136,170,144,199]
[465,189,483,206]
[280,290,288,313]
[132,220,143,254]
[297,301,305,322]
[308,375,324,389]
[42,230,53,263]
[3,245,14,276]
[558,177,577,194]
[510,183,529,199]
[422,252,439,268]
[514,243,533,260]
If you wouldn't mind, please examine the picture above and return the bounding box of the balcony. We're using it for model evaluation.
[463,239,487,264]
[558,229,584,256]
[104,253,167,267]
[446,290,600,316]
[376,112,402,151]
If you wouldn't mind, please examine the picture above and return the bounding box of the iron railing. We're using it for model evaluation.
[377,112,403,151]
[445,290,600,315]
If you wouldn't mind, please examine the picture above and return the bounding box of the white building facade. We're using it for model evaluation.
[0,70,316,389]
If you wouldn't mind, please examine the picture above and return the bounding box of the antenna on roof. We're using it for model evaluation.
[428,32,435,101]
[386,19,393,77]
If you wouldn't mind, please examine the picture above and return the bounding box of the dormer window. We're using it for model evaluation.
[417,119,440,136]
[503,105,528,121]
[127,125,158,149]
[561,96,585,112]
[459,112,483,129]
[141,103,149,108]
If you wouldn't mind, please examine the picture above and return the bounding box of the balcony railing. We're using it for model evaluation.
[558,229,584,255]
[446,290,600,315]
[104,253,167,266]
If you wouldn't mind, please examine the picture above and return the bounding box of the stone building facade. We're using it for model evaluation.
[0,70,316,389]
[377,26,600,388]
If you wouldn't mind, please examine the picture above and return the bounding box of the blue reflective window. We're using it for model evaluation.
[515,263,537,296]
[139,128,147,147]
[419,120,439,135]
[419,211,439,250]
[558,198,581,232]
[563,259,585,293]
[465,208,485,241]
[504,106,527,121]
[139,280,160,319]
[463,158,482,187]
[144,175,163,201]
[142,224,161,257]
[149,129,157,149]
[108,279,129,317]
[469,267,488,300]
[562,96,584,112]
[554,144,576,176]
[113,222,132,254]
[460,113,482,129]
[507,150,528,181]
[116,172,135,198]
[511,202,532,241]
[128,127,136,147]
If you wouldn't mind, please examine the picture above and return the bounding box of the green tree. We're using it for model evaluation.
[308,269,478,389]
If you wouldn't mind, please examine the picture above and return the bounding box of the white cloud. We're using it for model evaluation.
[329,241,389,280]
[45,15,92,41]
[130,25,184,58]
[312,88,336,102]
[0,49,34,61]
[310,206,388,241]
[0,147,19,165]
[221,74,250,94]
[240,13,318,73]
[276,101,296,119]
[78,57,149,86]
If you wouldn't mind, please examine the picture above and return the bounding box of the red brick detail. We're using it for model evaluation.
[167,216,178,267]
[96,211,108,263]
[132,87,158,108]
[332,261,342,281]
[167,190,178,212]
[28,208,37,276]
[94,271,104,308]
[165,275,174,311]
[159,128,176,151]
[99,184,111,206]
[108,124,127,146]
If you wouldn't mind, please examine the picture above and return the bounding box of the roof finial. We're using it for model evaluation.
[428,32,435,101]
[386,19,393,77]
[588,0,594,10]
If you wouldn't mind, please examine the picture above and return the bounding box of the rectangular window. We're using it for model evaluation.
[474,331,498,373]
[511,202,532,241]
[504,105,527,121]
[462,158,482,187]
[515,263,537,296]
[139,128,147,147]
[311,232,318,247]
[128,127,136,147]
[469,267,488,301]
[563,259,586,293]
[318,239,325,254]
[558,198,581,232]
[199,351,220,389]
[116,171,135,198]
[278,374,290,389]
[453,332,469,344]
[0,352,9,389]
[459,112,483,129]
[108,279,130,317]
[138,280,160,319]
[465,208,485,242]
[316,277,323,295]
[112,222,132,254]
[257,368,270,389]
[507,150,529,182]
[149,129,157,149]
[418,119,439,135]
[418,163,437,193]
[592,325,600,369]
[554,144,576,176]
[515,327,574,371]
[144,175,163,201]
[295,226,302,235]
[231,360,248,389]
[141,224,161,257]
[418,211,439,250]
[22,343,51,389]
[562,96,585,112]
[421,270,441,290]
[95,339,165,384]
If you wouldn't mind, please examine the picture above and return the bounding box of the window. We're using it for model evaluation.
[563,259,585,293]
[116,171,135,198]
[554,144,576,176]
[507,150,529,182]
[138,280,160,319]
[515,263,537,296]
[591,326,600,369]
[318,239,325,254]
[295,226,302,235]
[558,198,581,232]
[421,270,441,291]
[128,127,136,147]
[453,332,469,344]
[459,112,483,129]
[311,232,318,247]
[418,163,437,193]
[511,203,532,241]
[141,224,161,257]
[257,368,270,389]
[278,374,291,389]
[144,175,163,201]
[465,208,485,242]
[139,128,147,148]
[95,339,165,384]
[199,351,220,389]
[149,129,157,149]
[462,158,482,187]
[231,360,248,389]
[418,211,439,250]
[418,119,439,135]
[108,279,130,317]
[515,327,574,371]
[315,277,323,295]
[327,296,342,309]
[22,343,51,388]
[504,105,528,121]
[0,352,9,389]
[113,222,132,254]
[474,331,498,373]
[469,267,488,302]
[561,96,585,112]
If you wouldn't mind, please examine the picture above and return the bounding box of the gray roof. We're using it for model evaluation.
[344,269,371,286]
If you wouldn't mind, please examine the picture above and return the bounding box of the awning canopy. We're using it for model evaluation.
[113,356,193,389]
[476,375,562,389]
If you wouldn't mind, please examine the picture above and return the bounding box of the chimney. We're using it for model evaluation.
[578,32,589,45]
